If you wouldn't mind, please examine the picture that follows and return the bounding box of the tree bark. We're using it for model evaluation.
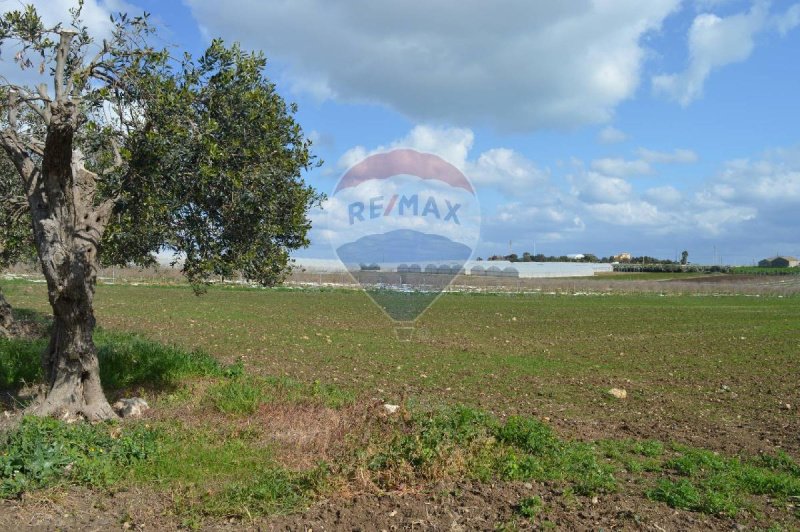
[25,102,117,421]
[0,32,118,420]
[0,289,14,338]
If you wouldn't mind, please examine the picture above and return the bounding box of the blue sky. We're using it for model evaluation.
[11,0,800,264]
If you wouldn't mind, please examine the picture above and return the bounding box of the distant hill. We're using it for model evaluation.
[336,229,472,265]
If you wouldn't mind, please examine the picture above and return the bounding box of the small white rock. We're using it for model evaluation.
[383,403,400,414]
[113,398,150,418]
[608,388,627,399]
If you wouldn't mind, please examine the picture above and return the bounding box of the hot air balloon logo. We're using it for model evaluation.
[327,149,481,338]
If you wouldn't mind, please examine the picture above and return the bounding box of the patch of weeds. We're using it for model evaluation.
[517,495,543,519]
[633,440,665,458]
[648,479,702,511]
[206,377,266,415]
[206,375,355,416]
[665,446,727,476]
[128,423,324,520]
[368,407,497,483]
[0,338,44,390]
[205,464,327,517]
[0,416,158,497]
[493,417,615,495]
[648,447,800,517]
[495,416,559,455]
[557,442,617,496]
[368,408,616,496]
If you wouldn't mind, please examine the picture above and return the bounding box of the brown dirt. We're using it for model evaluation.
[0,480,762,531]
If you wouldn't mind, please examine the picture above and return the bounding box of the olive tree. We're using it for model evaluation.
[0,4,321,419]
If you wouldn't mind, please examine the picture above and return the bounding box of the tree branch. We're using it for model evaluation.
[0,127,40,198]
[54,30,77,103]
[0,81,52,125]
[73,40,111,94]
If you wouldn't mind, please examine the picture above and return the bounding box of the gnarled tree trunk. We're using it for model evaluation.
[25,101,117,420]
[0,32,120,420]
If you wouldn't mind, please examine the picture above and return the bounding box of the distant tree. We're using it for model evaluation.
[0,5,321,419]
[681,250,689,265]
[581,254,598,263]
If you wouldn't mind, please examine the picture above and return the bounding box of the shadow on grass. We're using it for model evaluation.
[0,314,224,404]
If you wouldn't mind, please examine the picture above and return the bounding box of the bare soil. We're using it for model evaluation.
[0,480,763,531]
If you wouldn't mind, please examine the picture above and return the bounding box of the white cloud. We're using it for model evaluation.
[337,125,473,171]
[319,128,800,261]
[585,200,668,226]
[572,172,633,204]
[652,1,769,105]
[644,185,683,205]
[777,3,800,36]
[185,0,680,130]
[336,125,546,197]
[469,148,548,196]
[590,157,652,177]
[637,148,698,164]
[598,126,628,144]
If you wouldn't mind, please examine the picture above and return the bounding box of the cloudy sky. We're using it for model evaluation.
[7,0,800,264]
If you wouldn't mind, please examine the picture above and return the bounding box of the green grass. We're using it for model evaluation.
[3,280,798,427]
[517,495,544,519]
[2,280,800,525]
[731,266,800,275]
[0,416,158,497]
[0,328,224,393]
[365,407,613,496]
[646,446,800,516]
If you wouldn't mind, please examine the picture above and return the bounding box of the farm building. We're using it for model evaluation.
[758,256,799,268]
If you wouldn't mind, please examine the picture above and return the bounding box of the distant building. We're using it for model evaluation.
[566,253,585,260]
[758,256,799,268]
[613,252,632,262]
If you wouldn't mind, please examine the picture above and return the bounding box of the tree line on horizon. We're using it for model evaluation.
[480,251,690,265]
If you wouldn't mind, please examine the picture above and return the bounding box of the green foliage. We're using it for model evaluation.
[495,416,559,455]
[647,446,800,517]
[648,479,703,511]
[731,266,800,276]
[105,39,323,289]
[517,495,543,519]
[207,378,265,415]
[0,416,158,497]
[0,154,33,268]
[368,408,616,496]
[1,4,322,290]
[126,423,324,520]
[0,337,42,390]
